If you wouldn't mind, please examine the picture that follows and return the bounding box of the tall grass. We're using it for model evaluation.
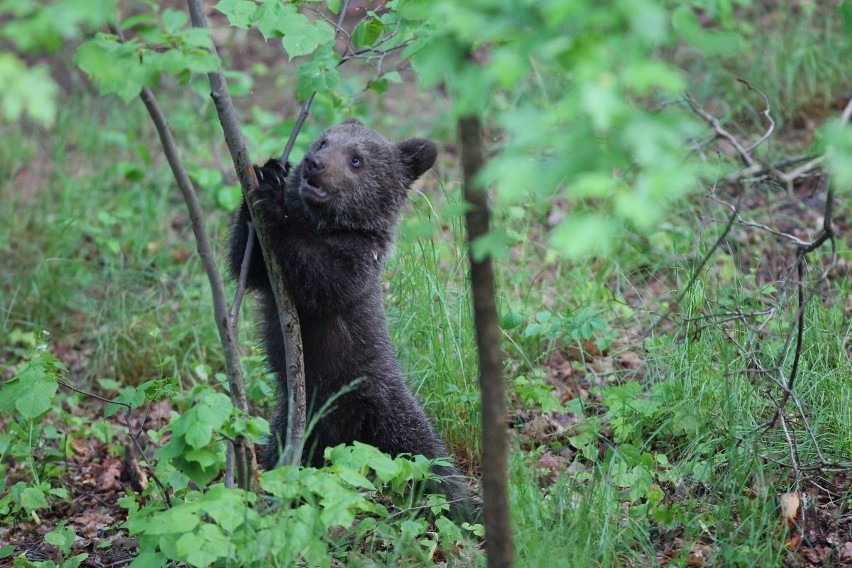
[386,186,481,462]
[1,96,224,385]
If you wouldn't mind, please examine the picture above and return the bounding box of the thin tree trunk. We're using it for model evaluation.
[136,84,256,489]
[459,115,514,568]
[186,0,307,465]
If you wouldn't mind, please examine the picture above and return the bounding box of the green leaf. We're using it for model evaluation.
[471,230,513,263]
[410,34,463,88]
[201,485,255,532]
[0,54,58,126]
[351,17,384,49]
[821,119,852,193]
[74,35,154,102]
[623,60,685,96]
[435,515,463,546]
[281,16,335,59]
[45,523,76,555]
[139,504,201,536]
[215,0,259,29]
[671,5,744,56]
[550,214,618,259]
[20,486,49,512]
[295,44,340,100]
[0,353,60,420]
[175,524,233,568]
[161,8,189,33]
[326,0,342,14]
[581,80,625,133]
[105,386,146,418]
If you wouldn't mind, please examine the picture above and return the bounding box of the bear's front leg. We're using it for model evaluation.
[227,159,290,290]
[250,159,290,221]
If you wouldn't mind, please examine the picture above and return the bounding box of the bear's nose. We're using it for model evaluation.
[304,153,325,177]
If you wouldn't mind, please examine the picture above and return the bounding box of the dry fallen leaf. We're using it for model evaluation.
[617,351,642,370]
[686,543,712,566]
[838,542,852,563]
[778,492,800,525]
[98,455,123,491]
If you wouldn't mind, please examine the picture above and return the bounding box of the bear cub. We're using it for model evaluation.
[228,119,468,507]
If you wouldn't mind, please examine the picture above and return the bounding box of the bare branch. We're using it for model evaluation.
[737,78,775,153]
[684,92,756,168]
[109,16,260,487]
[229,221,255,329]
[279,93,316,163]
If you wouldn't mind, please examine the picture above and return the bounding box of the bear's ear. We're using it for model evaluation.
[398,138,438,183]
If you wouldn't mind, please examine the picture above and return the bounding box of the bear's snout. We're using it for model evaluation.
[304,153,325,177]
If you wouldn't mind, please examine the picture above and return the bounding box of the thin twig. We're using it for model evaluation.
[707,194,811,246]
[278,0,349,164]
[279,94,315,163]
[684,92,756,168]
[645,195,741,336]
[58,379,171,506]
[737,79,775,153]
[229,222,255,327]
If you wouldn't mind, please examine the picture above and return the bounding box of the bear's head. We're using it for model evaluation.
[291,119,437,231]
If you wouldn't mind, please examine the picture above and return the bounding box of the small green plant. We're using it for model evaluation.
[0,344,66,523]
[155,385,267,489]
[523,307,615,354]
[512,373,561,414]
[123,442,481,567]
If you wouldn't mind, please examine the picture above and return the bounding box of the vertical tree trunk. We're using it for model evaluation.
[458,115,514,568]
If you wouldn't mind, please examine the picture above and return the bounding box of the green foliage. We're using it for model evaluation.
[0,0,117,126]
[523,307,614,353]
[0,347,74,524]
[74,22,219,103]
[0,54,58,126]
[124,444,479,567]
[397,0,714,258]
[820,117,852,193]
[155,385,267,488]
[512,374,561,414]
[217,0,336,58]
[0,347,62,420]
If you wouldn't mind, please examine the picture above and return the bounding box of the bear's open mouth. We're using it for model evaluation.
[300,179,329,203]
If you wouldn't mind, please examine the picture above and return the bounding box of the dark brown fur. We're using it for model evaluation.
[228,120,468,508]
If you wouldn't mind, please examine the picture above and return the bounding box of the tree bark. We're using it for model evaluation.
[459,115,514,568]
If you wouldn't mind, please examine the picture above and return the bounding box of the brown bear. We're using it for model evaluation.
[228,119,469,510]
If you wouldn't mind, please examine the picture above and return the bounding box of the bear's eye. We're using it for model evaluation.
[318,140,327,150]
[350,155,362,168]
